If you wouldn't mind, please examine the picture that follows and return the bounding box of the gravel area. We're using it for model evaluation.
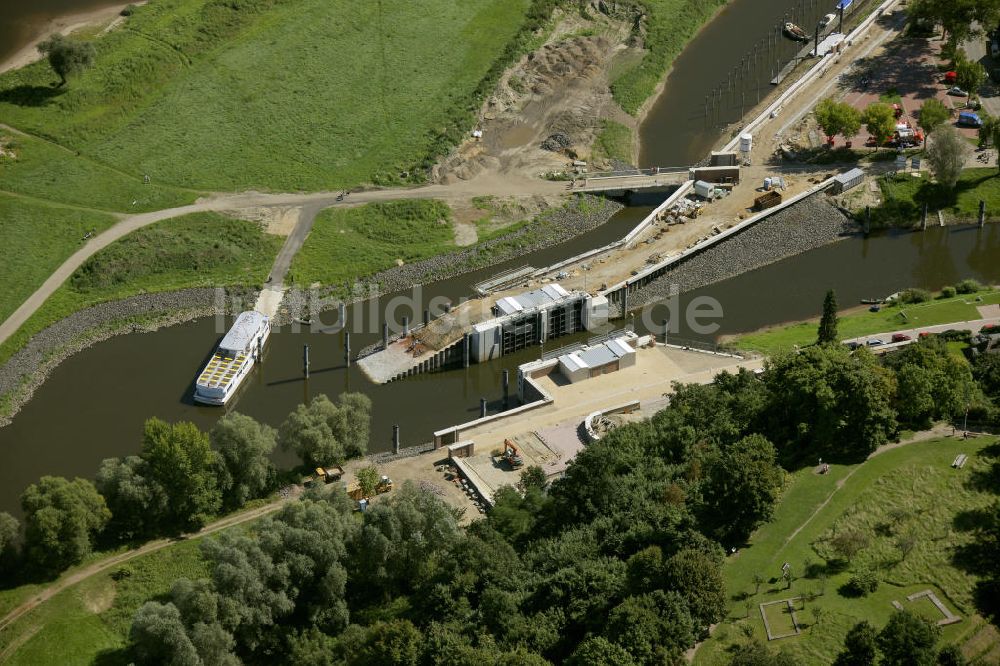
[279,194,625,321]
[626,196,858,309]
[0,287,258,426]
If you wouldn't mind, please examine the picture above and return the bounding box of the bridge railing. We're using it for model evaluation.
[584,166,689,181]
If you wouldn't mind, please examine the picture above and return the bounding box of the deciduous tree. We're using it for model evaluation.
[21,476,109,572]
[141,418,221,532]
[918,98,950,147]
[210,412,276,509]
[878,609,940,666]
[96,455,166,540]
[279,393,372,467]
[834,620,878,666]
[926,125,971,188]
[700,434,784,543]
[862,102,898,148]
[37,34,95,86]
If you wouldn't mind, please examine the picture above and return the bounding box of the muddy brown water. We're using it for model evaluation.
[0,0,126,68]
[2,0,999,516]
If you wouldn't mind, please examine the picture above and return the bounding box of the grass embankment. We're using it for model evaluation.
[694,436,1000,665]
[0,132,196,213]
[0,195,117,325]
[0,0,531,192]
[289,196,609,290]
[735,288,1000,355]
[0,213,282,368]
[611,0,728,115]
[0,539,209,665]
[591,119,635,165]
[289,200,455,287]
[872,169,1000,227]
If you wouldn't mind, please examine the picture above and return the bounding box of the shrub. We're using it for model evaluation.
[898,288,932,304]
[939,286,957,299]
[955,279,982,294]
[845,569,880,596]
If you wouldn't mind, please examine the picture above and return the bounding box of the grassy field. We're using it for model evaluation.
[0,213,282,368]
[693,435,1000,665]
[0,132,196,213]
[611,0,728,114]
[0,195,117,324]
[734,288,1000,355]
[0,0,530,193]
[873,170,1000,227]
[0,539,208,665]
[288,200,456,287]
[591,119,635,165]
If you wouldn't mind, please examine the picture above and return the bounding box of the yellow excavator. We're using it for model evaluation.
[502,439,524,469]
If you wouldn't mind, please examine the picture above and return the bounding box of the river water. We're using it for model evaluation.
[1,0,998,515]
[0,0,125,68]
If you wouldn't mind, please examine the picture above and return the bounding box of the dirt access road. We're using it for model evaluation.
[0,172,569,348]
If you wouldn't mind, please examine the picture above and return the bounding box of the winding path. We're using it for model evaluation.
[0,173,567,347]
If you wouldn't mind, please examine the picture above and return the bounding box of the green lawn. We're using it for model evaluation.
[693,436,1000,665]
[0,539,208,665]
[591,119,635,166]
[0,213,282,369]
[0,132,196,213]
[288,200,456,287]
[0,0,530,193]
[0,195,117,324]
[734,288,1000,355]
[873,169,1000,227]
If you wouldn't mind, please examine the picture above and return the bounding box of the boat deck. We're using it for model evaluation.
[197,351,247,389]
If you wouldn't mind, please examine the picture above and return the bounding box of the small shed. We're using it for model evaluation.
[693,180,715,199]
[831,167,864,194]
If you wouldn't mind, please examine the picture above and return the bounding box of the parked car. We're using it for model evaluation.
[869,304,881,312]
[845,341,862,350]
[947,86,969,96]
[958,111,983,127]
[867,338,886,347]
[891,333,912,343]
[918,331,932,339]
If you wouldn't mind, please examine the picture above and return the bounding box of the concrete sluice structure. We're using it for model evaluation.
[357,283,609,384]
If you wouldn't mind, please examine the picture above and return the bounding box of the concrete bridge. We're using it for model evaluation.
[573,167,692,193]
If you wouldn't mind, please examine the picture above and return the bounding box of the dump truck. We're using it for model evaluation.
[315,465,345,483]
[753,190,782,211]
[347,475,394,501]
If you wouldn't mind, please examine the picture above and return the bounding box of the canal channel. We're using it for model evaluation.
[1,0,999,516]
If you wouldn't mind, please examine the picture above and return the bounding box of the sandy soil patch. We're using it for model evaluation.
[82,579,116,614]
[226,206,301,236]
[435,4,640,184]
[978,304,1000,319]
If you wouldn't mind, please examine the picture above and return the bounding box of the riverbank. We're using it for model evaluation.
[0,1,139,75]
[729,285,1000,354]
[626,196,858,310]
[0,287,258,426]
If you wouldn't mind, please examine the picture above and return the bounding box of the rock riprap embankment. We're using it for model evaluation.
[625,196,857,309]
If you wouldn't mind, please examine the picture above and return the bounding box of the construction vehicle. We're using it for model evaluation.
[315,465,345,483]
[502,439,524,469]
[347,475,394,501]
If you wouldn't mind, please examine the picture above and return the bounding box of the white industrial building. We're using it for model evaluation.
[469,284,608,362]
[557,336,636,383]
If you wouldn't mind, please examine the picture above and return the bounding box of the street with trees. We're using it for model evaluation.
[814,98,862,144]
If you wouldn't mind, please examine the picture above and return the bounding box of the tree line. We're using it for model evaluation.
[0,393,371,579]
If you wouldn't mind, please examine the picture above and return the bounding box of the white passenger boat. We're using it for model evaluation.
[193,311,270,405]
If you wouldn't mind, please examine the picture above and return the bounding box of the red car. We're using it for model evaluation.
[891,333,912,343]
